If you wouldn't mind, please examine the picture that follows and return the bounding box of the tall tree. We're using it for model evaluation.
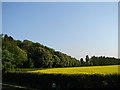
[80,58,85,66]
[85,55,90,66]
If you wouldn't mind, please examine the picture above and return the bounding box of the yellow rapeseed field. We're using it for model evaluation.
[28,65,120,75]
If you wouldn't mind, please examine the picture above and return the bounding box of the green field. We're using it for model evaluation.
[27,65,120,75]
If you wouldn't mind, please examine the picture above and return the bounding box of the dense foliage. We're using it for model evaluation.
[1,34,81,71]
[1,34,120,71]
[2,34,28,71]
[90,56,120,66]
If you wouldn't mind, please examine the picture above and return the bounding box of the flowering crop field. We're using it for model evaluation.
[28,65,120,75]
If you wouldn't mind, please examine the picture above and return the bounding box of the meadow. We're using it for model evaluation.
[28,65,119,75]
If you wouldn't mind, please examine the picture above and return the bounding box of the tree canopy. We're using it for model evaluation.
[2,34,81,71]
[1,34,120,72]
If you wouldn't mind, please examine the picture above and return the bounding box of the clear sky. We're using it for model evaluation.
[2,2,118,60]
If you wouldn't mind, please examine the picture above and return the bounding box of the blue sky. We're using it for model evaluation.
[2,2,118,59]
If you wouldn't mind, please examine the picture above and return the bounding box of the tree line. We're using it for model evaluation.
[1,34,120,71]
[90,56,120,66]
[1,34,81,71]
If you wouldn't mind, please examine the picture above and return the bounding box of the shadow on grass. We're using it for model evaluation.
[2,72,120,89]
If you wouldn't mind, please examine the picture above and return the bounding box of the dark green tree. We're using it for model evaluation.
[52,55,60,67]
[85,55,90,66]
[80,58,85,66]
[2,35,28,71]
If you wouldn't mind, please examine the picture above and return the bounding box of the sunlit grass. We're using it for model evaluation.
[28,65,120,75]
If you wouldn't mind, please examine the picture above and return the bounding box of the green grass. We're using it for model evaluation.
[27,65,120,75]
